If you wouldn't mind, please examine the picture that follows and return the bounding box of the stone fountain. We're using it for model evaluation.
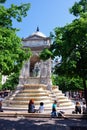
[3,28,74,113]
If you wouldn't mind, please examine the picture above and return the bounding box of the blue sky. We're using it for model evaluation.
[4,0,79,38]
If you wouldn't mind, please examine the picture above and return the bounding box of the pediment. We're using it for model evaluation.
[23,35,46,41]
[29,35,45,39]
[22,30,48,41]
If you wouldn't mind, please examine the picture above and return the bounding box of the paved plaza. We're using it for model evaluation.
[0,117,87,130]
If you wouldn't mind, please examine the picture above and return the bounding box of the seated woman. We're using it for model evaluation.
[75,101,81,114]
[28,99,35,113]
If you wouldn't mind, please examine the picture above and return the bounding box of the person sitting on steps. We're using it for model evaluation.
[75,101,81,114]
[38,102,45,113]
[28,99,36,113]
[51,100,66,118]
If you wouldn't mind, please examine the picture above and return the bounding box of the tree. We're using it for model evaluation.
[0,0,32,90]
[40,0,87,105]
[2,72,20,90]
[69,0,87,17]
[0,0,31,29]
[0,1,32,76]
[52,75,83,92]
[0,0,6,3]
[52,0,87,105]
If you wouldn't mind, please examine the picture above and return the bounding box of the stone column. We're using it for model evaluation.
[40,61,47,77]
[40,59,52,90]
[28,59,30,77]
[19,60,30,85]
[46,58,52,90]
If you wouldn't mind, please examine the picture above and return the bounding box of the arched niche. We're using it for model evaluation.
[30,55,40,77]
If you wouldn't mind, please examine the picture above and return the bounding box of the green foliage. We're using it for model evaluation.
[52,75,83,92]
[50,0,87,81]
[69,0,87,16]
[0,1,32,76]
[39,48,53,60]
[0,0,32,90]
[0,27,32,75]
[0,74,2,90]
[0,2,31,29]
[52,12,87,80]
[51,0,87,104]
[39,1,87,97]
[2,72,20,90]
[0,0,6,3]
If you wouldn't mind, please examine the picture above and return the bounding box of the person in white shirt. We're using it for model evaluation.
[38,102,44,113]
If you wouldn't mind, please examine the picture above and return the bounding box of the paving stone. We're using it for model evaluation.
[0,117,87,130]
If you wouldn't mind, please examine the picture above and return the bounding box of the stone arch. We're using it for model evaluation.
[30,55,40,77]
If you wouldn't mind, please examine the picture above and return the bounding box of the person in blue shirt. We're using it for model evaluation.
[51,100,57,117]
[51,100,65,118]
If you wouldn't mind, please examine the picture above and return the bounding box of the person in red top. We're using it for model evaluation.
[28,99,35,113]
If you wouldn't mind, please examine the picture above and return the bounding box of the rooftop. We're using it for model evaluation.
[31,27,46,38]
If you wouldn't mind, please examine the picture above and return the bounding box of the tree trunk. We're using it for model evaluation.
[83,78,87,106]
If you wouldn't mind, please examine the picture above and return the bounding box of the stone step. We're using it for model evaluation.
[0,112,87,119]
[16,93,49,96]
[3,101,74,109]
[23,84,47,89]
[20,89,47,93]
[3,84,75,111]
[13,97,53,101]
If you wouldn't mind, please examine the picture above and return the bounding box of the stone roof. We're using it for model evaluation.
[31,30,46,38]
[22,27,50,41]
[22,28,51,49]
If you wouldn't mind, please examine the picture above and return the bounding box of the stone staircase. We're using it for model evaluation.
[3,84,74,113]
[51,86,74,108]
